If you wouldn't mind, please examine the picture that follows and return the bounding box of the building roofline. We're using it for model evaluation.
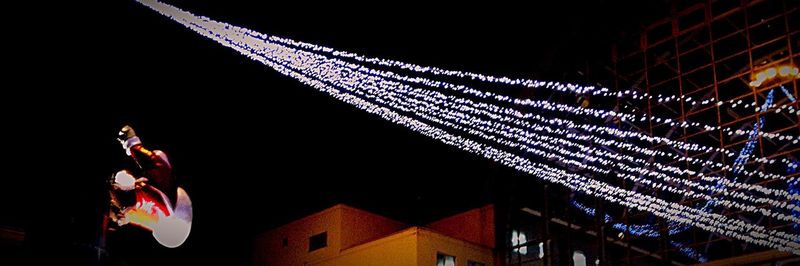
[340,226,492,253]
[258,203,404,236]
[307,226,493,265]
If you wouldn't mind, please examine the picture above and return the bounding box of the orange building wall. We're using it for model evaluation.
[253,204,496,266]
[340,205,407,250]
[310,227,493,266]
[426,204,495,248]
[253,205,343,266]
[253,204,407,266]
[311,228,419,266]
[417,228,494,266]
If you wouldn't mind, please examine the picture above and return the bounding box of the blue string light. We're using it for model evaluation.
[780,85,796,103]
[571,198,708,262]
[701,89,775,211]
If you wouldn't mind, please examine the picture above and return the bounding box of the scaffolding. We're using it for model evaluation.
[505,0,799,265]
[610,0,798,263]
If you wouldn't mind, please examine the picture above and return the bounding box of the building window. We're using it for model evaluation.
[436,253,455,266]
[282,237,288,248]
[511,230,528,255]
[467,260,485,266]
[308,232,327,252]
[538,242,545,259]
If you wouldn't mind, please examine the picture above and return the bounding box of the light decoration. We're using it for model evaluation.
[267,25,800,128]
[267,40,800,153]
[789,161,800,235]
[135,0,800,255]
[274,49,800,214]
[670,240,708,262]
[571,69,795,260]
[571,198,711,262]
[749,65,800,87]
[701,89,774,211]
[290,40,800,144]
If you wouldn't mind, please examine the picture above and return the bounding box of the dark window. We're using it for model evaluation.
[282,237,288,248]
[468,261,485,266]
[308,232,327,252]
[436,253,455,266]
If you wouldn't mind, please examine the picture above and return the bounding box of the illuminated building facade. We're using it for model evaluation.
[253,204,496,266]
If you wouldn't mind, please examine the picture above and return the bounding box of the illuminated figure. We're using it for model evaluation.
[108,125,192,248]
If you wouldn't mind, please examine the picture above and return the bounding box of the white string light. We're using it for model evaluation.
[263,22,800,125]
[176,2,800,173]
[178,3,800,148]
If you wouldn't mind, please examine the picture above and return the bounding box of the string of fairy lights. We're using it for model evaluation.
[245,28,800,208]
[249,39,800,217]
[136,0,800,257]
[267,31,800,118]
[152,2,800,177]
[265,29,800,137]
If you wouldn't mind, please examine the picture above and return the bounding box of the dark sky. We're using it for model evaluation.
[4,0,666,265]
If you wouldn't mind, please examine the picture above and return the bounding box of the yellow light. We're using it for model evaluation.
[778,66,791,76]
[756,72,767,82]
[750,64,799,87]
[766,68,777,78]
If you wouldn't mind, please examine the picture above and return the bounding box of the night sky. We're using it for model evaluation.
[4,0,666,265]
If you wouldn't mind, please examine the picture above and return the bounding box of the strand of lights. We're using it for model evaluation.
[359,61,800,143]
[188,5,800,149]
[571,199,709,262]
[671,240,709,262]
[524,114,795,183]
[363,79,796,216]
[301,47,800,168]
[159,0,800,222]
[572,84,794,261]
[293,39,800,147]
[326,59,800,212]
[243,34,800,222]
[252,37,800,251]
[184,3,800,173]
[263,25,800,123]
[570,73,796,258]
[326,50,799,180]
[135,0,800,252]
[788,164,800,235]
[781,85,797,103]
[242,27,800,215]
[241,32,800,250]
[700,90,773,212]
[243,14,800,219]
[284,41,800,180]
[267,33,709,105]
[749,65,800,87]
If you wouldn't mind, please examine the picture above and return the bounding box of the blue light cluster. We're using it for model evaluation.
[670,240,708,262]
[780,85,797,103]
[571,198,707,262]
